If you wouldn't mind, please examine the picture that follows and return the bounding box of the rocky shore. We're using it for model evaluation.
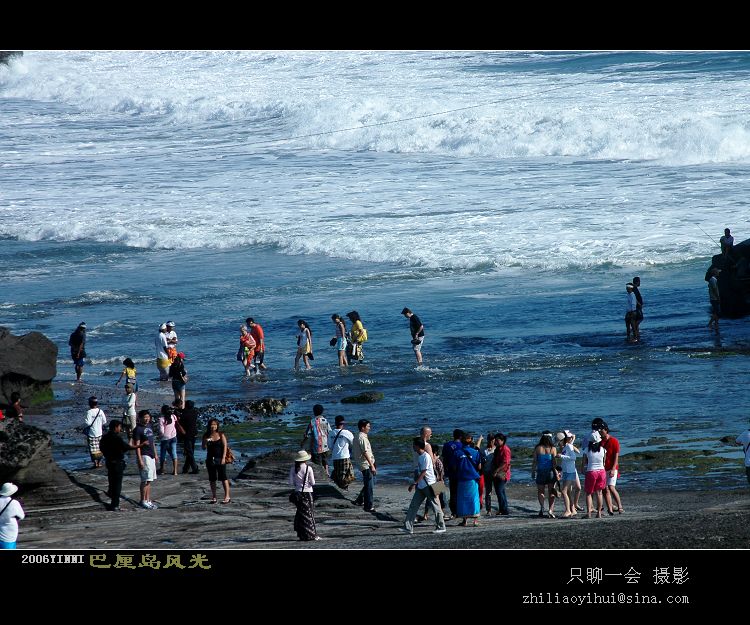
[17,448,750,549]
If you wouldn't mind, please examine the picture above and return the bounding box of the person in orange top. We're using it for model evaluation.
[246,317,266,370]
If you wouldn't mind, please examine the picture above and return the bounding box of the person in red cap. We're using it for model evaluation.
[169,352,188,408]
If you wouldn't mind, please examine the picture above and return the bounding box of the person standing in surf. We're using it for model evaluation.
[246,318,267,370]
[401,308,425,365]
[294,320,313,370]
[331,314,349,367]
[155,323,171,381]
[708,268,721,331]
[632,277,644,341]
[625,283,639,343]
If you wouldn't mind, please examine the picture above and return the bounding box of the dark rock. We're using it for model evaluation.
[0,419,59,487]
[341,392,384,404]
[0,51,22,65]
[0,327,58,406]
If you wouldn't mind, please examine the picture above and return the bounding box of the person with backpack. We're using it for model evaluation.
[327,415,355,490]
[84,396,107,469]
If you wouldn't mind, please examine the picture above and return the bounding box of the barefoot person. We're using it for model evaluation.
[68,322,87,381]
[202,418,231,504]
[246,318,267,370]
[557,430,582,517]
[401,307,425,365]
[531,433,558,518]
[625,283,639,343]
[238,325,257,376]
[632,276,644,341]
[294,320,313,370]
[155,323,170,381]
[115,357,138,391]
[331,314,349,367]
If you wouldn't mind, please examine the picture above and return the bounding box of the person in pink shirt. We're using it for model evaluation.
[600,424,622,514]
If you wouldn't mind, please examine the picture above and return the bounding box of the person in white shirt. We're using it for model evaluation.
[736,423,750,486]
[328,415,355,490]
[155,324,170,380]
[165,321,178,361]
[401,438,446,534]
[84,395,107,468]
[556,430,582,517]
[0,483,25,549]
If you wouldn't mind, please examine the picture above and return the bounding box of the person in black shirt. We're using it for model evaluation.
[168,352,188,408]
[99,420,143,511]
[401,307,425,365]
[179,400,200,474]
[632,276,644,339]
[68,322,87,381]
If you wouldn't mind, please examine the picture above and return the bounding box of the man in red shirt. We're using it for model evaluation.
[600,425,623,514]
[246,318,267,370]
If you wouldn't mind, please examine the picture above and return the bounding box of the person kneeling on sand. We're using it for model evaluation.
[401,438,446,535]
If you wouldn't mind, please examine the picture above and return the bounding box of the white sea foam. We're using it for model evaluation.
[2,51,749,271]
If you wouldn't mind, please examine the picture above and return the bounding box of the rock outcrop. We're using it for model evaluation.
[341,392,384,404]
[0,419,62,487]
[0,328,57,406]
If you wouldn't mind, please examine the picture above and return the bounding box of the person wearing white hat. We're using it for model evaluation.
[289,449,320,541]
[556,430,582,517]
[155,324,170,381]
[165,321,178,362]
[0,483,25,549]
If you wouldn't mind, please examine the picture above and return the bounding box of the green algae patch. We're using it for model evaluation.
[621,448,728,474]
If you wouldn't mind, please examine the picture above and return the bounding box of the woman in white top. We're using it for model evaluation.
[556,430,582,518]
[289,450,319,541]
[583,431,607,519]
[331,314,349,367]
[294,320,313,370]
[84,396,107,468]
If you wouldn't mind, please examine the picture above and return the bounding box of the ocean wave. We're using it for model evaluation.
[3,51,750,164]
